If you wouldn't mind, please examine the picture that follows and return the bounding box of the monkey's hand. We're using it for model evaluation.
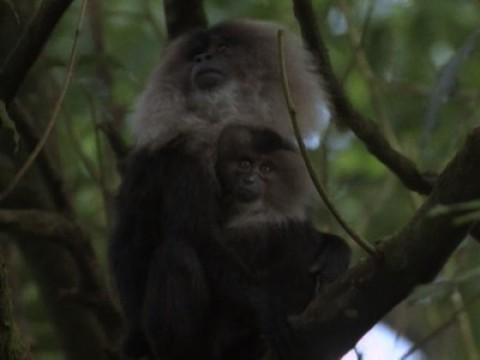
[251,289,296,360]
[310,232,351,291]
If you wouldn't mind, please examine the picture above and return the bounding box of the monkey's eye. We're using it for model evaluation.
[238,159,252,170]
[217,43,230,54]
[187,32,210,60]
[260,163,273,174]
[188,48,206,61]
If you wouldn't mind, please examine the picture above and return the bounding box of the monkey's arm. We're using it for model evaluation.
[109,149,162,357]
[139,143,214,359]
[309,231,351,287]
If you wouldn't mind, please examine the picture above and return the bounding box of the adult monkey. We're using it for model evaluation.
[109,19,331,359]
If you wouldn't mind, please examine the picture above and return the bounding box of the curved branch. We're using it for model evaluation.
[277,30,376,256]
[292,128,480,359]
[0,209,123,343]
[292,0,433,195]
[8,102,72,214]
[0,253,26,360]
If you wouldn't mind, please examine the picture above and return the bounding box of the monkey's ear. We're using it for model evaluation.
[309,232,351,286]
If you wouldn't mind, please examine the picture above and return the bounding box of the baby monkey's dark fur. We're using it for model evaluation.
[214,125,351,358]
[111,138,286,360]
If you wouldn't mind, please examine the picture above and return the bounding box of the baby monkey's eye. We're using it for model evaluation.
[260,163,273,174]
[238,159,252,170]
[217,43,229,52]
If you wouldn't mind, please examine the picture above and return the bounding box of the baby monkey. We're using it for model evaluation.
[214,124,351,358]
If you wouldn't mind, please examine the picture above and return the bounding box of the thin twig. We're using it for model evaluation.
[340,0,375,85]
[9,101,73,214]
[0,0,88,202]
[277,30,377,256]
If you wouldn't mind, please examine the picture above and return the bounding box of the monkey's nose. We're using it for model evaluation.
[194,52,213,63]
[242,176,256,185]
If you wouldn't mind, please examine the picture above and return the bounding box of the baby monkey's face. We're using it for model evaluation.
[222,154,277,203]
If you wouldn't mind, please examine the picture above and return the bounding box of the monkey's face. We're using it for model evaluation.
[218,147,309,221]
[160,21,279,96]
[188,33,232,90]
[216,125,310,219]
[184,27,270,92]
[220,156,275,204]
[217,125,283,205]
[133,19,329,149]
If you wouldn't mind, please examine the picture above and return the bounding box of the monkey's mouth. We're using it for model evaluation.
[193,68,226,90]
[235,187,260,203]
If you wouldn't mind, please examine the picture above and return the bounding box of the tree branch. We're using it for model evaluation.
[292,127,480,359]
[0,252,27,360]
[0,209,123,343]
[163,0,207,40]
[8,102,73,214]
[292,0,433,195]
[0,0,75,104]
[87,0,129,167]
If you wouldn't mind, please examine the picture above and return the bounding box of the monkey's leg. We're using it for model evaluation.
[143,241,210,360]
[110,149,162,358]
[109,235,151,358]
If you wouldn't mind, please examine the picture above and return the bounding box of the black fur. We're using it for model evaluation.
[211,222,351,359]
[110,129,351,360]
[202,221,350,360]
[225,222,350,315]
[213,125,351,359]
[109,139,293,360]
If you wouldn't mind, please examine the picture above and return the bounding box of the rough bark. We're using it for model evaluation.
[0,251,26,360]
